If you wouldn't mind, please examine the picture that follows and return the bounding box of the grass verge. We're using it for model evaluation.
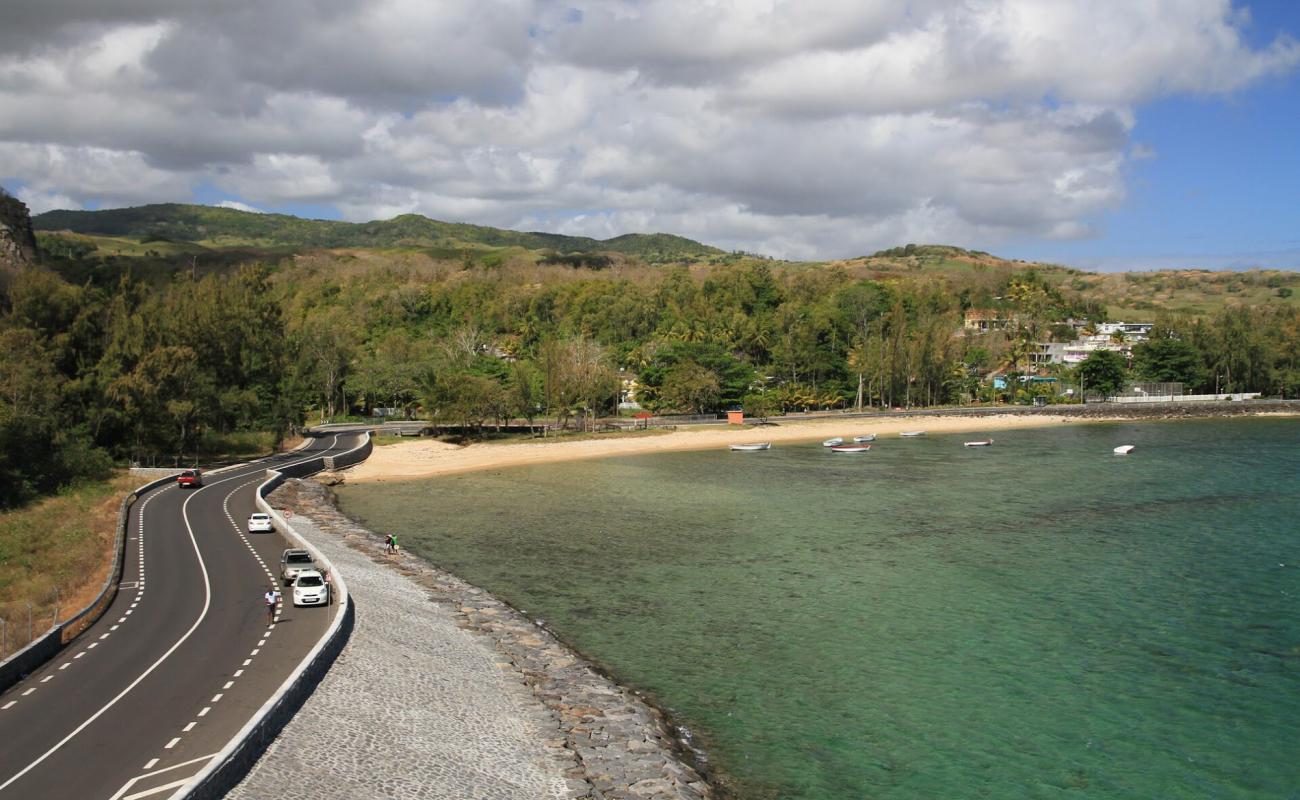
[0,472,136,658]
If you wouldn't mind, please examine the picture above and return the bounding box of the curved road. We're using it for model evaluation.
[0,433,363,799]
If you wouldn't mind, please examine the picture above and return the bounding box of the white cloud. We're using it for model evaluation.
[216,200,264,213]
[0,0,1295,258]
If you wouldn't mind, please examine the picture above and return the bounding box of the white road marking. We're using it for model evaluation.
[88,642,98,649]
[250,648,259,656]
[74,652,85,659]
[109,753,218,800]
[100,633,111,639]
[232,670,243,677]
[122,777,190,799]
[143,759,158,771]
[222,681,233,690]
[164,737,179,749]
[59,663,70,670]
[183,722,195,732]
[2,701,15,710]
[22,689,35,696]
[197,707,209,717]
[242,659,251,666]
[40,676,52,683]
[211,693,222,702]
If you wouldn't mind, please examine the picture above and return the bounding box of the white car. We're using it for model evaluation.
[248,513,273,533]
[291,570,330,607]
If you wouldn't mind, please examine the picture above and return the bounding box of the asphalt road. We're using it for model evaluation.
[0,433,362,799]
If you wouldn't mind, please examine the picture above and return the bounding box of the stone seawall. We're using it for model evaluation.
[233,479,714,800]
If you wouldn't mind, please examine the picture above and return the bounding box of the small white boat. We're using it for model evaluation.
[964,439,993,447]
[829,444,872,453]
[899,431,926,438]
[853,434,877,443]
[1113,444,1135,455]
[730,442,771,451]
[822,437,844,447]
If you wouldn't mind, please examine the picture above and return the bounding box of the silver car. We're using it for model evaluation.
[279,549,315,584]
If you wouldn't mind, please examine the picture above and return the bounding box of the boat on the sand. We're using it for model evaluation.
[822,437,844,447]
[853,434,876,443]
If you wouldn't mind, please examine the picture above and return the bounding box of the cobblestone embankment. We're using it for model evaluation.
[229,479,713,800]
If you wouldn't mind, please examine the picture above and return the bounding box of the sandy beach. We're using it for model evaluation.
[344,411,1133,483]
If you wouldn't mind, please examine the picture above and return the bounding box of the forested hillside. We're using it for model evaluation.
[3,202,1298,509]
[34,204,722,262]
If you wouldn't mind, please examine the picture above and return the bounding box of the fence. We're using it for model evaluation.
[0,593,61,662]
[1107,392,1261,404]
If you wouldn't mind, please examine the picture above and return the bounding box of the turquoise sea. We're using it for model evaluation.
[337,419,1300,799]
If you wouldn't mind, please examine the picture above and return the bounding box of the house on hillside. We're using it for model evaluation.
[1095,322,1153,342]
[963,309,1015,333]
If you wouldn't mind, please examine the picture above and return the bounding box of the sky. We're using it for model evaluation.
[0,1,1297,270]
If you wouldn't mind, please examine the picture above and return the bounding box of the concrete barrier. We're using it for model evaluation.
[322,432,373,471]
[0,626,61,695]
[178,432,369,799]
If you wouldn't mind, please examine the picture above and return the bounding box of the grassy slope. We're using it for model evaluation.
[0,473,136,656]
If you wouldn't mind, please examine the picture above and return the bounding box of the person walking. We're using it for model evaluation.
[385,534,397,554]
[264,587,279,624]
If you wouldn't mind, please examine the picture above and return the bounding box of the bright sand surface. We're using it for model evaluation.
[345,412,1123,483]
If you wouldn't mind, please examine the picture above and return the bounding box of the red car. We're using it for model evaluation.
[177,469,203,488]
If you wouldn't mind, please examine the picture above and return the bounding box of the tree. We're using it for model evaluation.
[741,392,779,422]
[659,362,721,413]
[1131,335,1204,387]
[1078,349,1128,397]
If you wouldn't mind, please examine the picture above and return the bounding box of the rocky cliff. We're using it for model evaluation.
[0,190,39,271]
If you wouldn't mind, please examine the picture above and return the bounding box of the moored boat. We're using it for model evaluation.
[964,439,993,447]
[899,431,926,437]
[822,437,844,447]
[1113,444,1135,455]
[829,444,872,453]
[853,434,876,443]
[730,442,772,451]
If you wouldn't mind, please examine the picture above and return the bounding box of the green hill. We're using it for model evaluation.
[32,204,722,261]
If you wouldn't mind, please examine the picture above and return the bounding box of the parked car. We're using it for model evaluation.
[177,469,203,488]
[291,570,330,607]
[248,512,273,533]
[279,549,315,584]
